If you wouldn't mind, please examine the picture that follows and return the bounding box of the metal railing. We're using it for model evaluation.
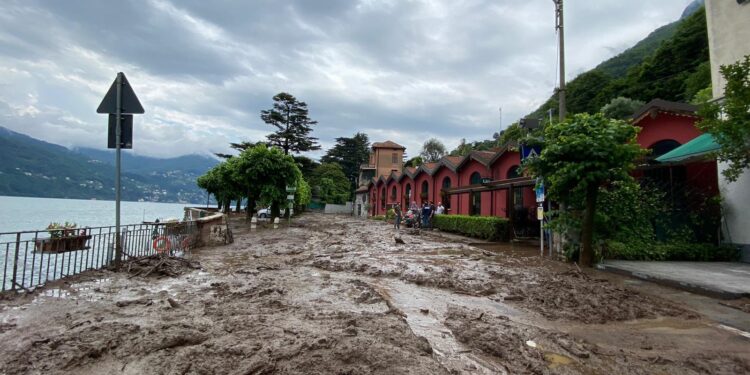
[1,221,198,292]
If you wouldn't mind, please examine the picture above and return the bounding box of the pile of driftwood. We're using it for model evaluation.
[122,254,201,278]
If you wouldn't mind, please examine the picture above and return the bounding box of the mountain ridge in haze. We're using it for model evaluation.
[0,126,217,203]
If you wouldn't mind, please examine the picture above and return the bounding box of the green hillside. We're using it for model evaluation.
[595,21,681,78]
[0,127,216,203]
[529,6,710,119]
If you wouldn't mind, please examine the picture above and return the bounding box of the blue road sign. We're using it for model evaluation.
[535,183,545,203]
[521,144,542,160]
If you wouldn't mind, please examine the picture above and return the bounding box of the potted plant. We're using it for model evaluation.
[35,222,92,253]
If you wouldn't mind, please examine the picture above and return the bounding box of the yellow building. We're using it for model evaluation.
[358,141,405,184]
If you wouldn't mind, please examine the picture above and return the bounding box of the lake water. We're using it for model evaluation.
[0,196,196,233]
[0,196,205,291]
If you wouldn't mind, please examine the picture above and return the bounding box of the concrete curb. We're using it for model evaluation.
[596,263,748,300]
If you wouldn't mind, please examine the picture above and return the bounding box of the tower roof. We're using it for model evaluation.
[371,140,405,150]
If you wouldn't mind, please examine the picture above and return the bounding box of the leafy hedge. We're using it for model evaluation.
[605,240,739,262]
[371,215,385,221]
[433,215,510,241]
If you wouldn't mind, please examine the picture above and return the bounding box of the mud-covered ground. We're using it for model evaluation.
[1,213,749,374]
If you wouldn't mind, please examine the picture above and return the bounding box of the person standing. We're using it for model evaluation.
[436,202,445,215]
[394,204,402,230]
[429,201,436,229]
[421,202,432,229]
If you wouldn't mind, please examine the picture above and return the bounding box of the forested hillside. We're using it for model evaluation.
[528,6,709,119]
[0,127,217,203]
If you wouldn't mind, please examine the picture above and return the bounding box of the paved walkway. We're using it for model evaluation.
[598,261,750,299]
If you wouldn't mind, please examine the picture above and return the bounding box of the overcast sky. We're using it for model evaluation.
[0,0,693,160]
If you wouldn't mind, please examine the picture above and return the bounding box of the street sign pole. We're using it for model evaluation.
[535,180,545,258]
[97,71,144,266]
[114,72,123,265]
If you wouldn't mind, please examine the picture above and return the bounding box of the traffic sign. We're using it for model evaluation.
[97,73,144,114]
[521,144,542,160]
[97,72,144,266]
[107,115,132,149]
[535,183,545,203]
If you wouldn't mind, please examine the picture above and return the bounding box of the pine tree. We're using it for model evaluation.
[261,92,321,155]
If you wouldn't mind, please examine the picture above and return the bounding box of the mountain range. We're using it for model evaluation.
[0,126,218,203]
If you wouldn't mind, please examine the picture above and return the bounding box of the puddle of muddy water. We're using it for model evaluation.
[369,278,521,374]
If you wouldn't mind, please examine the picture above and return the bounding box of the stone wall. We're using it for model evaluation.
[184,208,233,247]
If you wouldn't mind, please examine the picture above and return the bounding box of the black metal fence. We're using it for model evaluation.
[1,221,199,292]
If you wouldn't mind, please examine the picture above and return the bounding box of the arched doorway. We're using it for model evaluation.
[470,172,482,215]
[380,187,386,211]
[649,139,681,158]
[507,165,523,209]
[404,183,412,209]
[441,177,452,210]
[421,181,429,204]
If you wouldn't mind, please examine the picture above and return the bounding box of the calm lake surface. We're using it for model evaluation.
[0,196,197,233]
[0,196,207,291]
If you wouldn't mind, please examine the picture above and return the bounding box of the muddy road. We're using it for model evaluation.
[1,213,749,374]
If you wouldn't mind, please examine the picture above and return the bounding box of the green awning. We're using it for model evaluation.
[655,133,719,164]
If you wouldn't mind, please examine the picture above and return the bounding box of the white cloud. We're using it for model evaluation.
[0,0,694,159]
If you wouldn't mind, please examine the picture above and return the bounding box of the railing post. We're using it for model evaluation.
[11,232,20,290]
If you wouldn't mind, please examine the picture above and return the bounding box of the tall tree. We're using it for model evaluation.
[420,138,447,163]
[600,97,644,120]
[261,92,321,155]
[294,155,320,181]
[404,156,423,168]
[524,113,644,267]
[215,141,263,160]
[232,144,302,218]
[310,162,351,204]
[321,132,370,187]
[449,138,474,157]
[698,55,750,182]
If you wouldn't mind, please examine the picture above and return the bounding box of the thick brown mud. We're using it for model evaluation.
[0,213,748,374]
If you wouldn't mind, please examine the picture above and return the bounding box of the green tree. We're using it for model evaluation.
[233,144,302,218]
[449,138,474,156]
[294,155,320,181]
[321,132,370,187]
[698,55,750,182]
[196,161,243,213]
[524,113,644,266]
[261,92,321,155]
[497,123,526,148]
[295,178,312,213]
[404,156,423,168]
[214,141,264,159]
[311,162,350,204]
[691,86,713,105]
[419,138,447,162]
[600,97,645,120]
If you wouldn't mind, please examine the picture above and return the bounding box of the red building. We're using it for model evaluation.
[631,99,719,201]
[365,147,539,237]
[364,99,715,238]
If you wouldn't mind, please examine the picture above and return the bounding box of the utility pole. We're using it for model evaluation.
[554,0,566,122]
[114,73,123,265]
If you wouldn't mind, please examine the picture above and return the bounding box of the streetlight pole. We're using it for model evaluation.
[554,0,566,122]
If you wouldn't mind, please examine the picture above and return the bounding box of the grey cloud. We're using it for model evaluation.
[0,0,693,159]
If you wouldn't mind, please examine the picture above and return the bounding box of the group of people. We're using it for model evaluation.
[393,201,445,230]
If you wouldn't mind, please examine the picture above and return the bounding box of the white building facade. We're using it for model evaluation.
[705,0,750,261]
